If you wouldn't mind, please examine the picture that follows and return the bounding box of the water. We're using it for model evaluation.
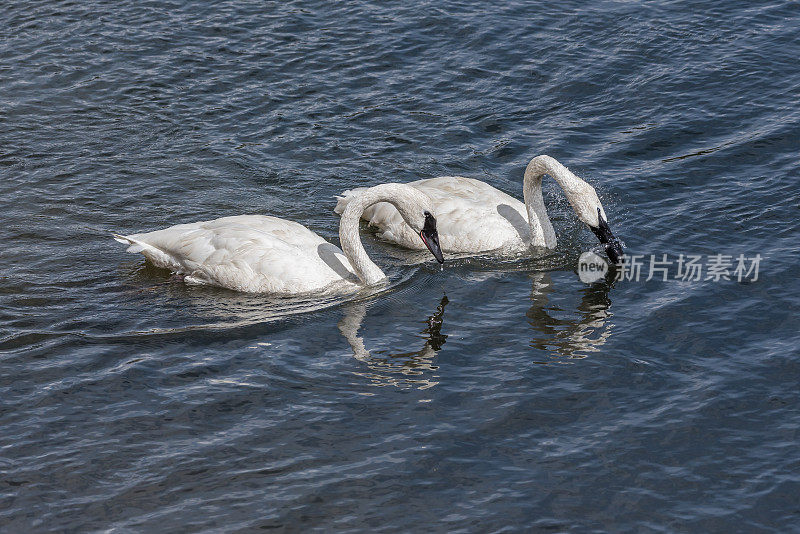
[2,0,799,531]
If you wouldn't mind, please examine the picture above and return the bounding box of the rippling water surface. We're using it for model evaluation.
[2,0,799,531]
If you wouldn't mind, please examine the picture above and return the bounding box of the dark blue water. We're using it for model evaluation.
[2,1,799,531]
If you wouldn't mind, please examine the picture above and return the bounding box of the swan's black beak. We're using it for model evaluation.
[420,212,444,264]
[589,207,624,265]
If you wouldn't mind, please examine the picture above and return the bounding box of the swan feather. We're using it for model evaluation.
[115,215,358,294]
[336,176,531,254]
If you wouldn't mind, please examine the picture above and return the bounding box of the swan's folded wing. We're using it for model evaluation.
[415,178,530,252]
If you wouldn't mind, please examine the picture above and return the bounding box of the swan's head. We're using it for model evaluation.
[587,207,624,265]
[526,155,623,264]
[388,185,444,264]
[418,211,444,264]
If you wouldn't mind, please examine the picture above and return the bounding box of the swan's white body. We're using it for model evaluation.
[115,215,357,293]
[114,184,438,294]
[335,155,609,255]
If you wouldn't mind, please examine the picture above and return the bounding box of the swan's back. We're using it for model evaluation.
[413,176,519,206]
[115,215,356,293]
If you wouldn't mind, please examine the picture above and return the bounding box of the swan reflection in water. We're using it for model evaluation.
[339,295,449,390]
[122,260,612,372]
[526,272,614,363]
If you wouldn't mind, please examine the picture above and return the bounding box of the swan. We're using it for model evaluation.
[334,155,623,263]
[113,183,444,294]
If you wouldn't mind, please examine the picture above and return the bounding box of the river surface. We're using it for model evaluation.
[2,1,799,531]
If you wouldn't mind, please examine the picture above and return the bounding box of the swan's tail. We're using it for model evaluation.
[333,187,368,215]
[113,233,148,253]
[112,233,175,269]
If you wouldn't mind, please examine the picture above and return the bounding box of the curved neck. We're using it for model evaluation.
[522,155,588,248]
[339,184,427,285]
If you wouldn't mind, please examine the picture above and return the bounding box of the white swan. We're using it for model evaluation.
[335,155,623,263]
[113,183,444,294]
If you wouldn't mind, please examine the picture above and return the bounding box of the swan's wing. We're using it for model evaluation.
[418,177,532,251]
[336,177,530,253]
[115,215,356,293]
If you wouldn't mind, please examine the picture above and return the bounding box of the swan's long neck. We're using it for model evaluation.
[339,184,427,286]
[522,155,590,248]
